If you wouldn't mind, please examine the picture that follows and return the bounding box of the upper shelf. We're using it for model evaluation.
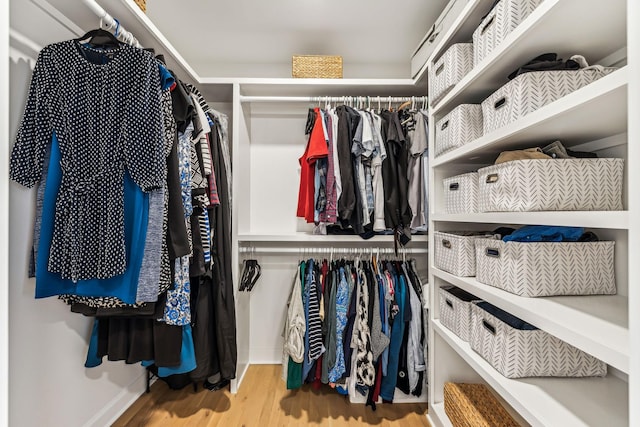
[431,0,627,116]
[432,67,628,166]
[231,78,424,97]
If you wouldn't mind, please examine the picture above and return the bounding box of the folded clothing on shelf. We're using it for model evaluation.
[495,141,598,164]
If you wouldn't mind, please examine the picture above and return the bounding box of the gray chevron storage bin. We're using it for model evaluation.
[477,158,624,212]
[434,231,497,276]
[444,172,479,213]
[472,0,542,65]
[439,286,481,342]
[482,68,617,134]
[474,238,616,297]
[429,43,474,105]
[435,104,483,157]
[470,302,607,378]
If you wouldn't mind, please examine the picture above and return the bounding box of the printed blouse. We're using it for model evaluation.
[10,40,166,281]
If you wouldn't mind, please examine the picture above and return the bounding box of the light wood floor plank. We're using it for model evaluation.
[112,364,430,426]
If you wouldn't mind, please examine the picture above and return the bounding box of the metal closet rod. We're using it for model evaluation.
[238,246,428,255]
[238,95,428,104]
[83,0,142,48]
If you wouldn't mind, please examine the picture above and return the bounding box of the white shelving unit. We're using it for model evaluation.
[433,321,628,427]
[430,0,627,116]
[426,0,634,426]
[232,78,430,403]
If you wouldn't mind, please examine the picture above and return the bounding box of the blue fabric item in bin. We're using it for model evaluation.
[502,225,584,242]
[476,302,538,331]
[442,286,478,303]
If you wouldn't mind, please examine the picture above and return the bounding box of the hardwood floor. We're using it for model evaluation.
[113,364,430,426]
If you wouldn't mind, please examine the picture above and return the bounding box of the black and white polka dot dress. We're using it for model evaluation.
[10,40,166,282]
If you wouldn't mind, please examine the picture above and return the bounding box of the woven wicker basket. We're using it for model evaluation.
[444,383,520,427]
[134,0,146,12]
[292,55,343,78]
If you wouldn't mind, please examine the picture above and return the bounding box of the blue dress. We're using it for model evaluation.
[35,132,148,303]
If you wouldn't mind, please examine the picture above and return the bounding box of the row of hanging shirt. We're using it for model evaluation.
[296,98,429,247]
[9,27,237,387]
[282,256,427,406]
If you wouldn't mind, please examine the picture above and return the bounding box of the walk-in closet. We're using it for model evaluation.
[2,0,639,426]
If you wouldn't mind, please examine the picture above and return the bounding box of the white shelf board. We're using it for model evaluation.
[228,78,424,97]
[432,67,628,166]
[433,320,629,427]
[431,0,627,116]
[427,402,454,427]
[433,269,629,373]
[431,211,629,230]
[237,233,428,243]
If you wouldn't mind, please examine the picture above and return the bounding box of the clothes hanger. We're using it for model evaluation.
[76,28,121,48]
[77,18,121,48]
[397,99,412,111]
[247,260,262,291]
[239,257,252,291]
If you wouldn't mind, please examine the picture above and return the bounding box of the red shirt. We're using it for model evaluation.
[296,108,328,222]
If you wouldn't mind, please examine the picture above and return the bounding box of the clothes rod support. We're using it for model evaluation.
[82,0,141,47]
[238,247,428,255]
[239,95,428,104]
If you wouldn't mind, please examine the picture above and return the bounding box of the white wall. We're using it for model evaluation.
[8,28,146,427]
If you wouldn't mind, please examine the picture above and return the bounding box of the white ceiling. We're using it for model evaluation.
[146,0,449,78]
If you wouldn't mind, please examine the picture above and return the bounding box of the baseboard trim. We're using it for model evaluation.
[231,362,250,394]
[82,370,147,427]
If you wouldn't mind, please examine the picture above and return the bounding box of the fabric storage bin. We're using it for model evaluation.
[482,68,617,134]
[444,172,478,213]
[477,158,624,212]
[435,104,483,157]
[472,0,542,65]
[444,382,520,427]
[429,43,474,105]
[411,0,471,78]
[434,231,497,276]
[439,286,481,342]
[474,238,616,297]
[470,302,607,378]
